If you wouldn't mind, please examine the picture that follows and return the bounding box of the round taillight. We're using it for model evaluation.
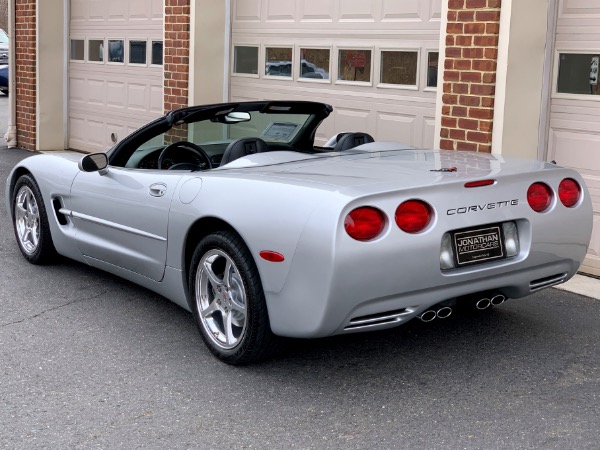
[344,207,385,241]
[395,200,432,233]
[558,178,581,208]
[527,182,553,212]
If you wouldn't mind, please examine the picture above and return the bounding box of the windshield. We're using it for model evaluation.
[118,104,323,170]
[0,29,8,45]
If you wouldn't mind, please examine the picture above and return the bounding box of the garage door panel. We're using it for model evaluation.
[299,0,334,22]
[87,79,106,105]
[234,0,261,22]
[560,0,600,16]
[231,0,440,148]
[128,83,149,110]
[376,112,416,144]
[338,1,377,21]
[422,116,436,148]
[69,0,163,152]
[381,0,421,21]
[266,0,295,22]
[551,3,600,274]
[549,129,600,170]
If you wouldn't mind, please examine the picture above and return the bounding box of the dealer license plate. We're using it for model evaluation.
[453,224,506,266]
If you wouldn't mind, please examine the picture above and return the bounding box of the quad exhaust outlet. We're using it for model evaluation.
[419,292,507,323]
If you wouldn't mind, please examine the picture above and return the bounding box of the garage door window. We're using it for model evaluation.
[70,39,84,61]
[265,47,292,78]
[108,40,124,63]
[299,48,330,81]
[557,53,600,96]
[234,46,259,75]
[130,40,147,65]
[380,50,418,87]
[88,40,104,63]
[427,51,439,88]
[338,49,372,83]
[152,41,163,66]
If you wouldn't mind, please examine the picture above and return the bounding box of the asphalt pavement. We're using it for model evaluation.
[1,98,600,448]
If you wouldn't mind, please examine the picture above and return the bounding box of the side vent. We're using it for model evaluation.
[52,197,69,225]
[530,273,568,291]
[344,309,410,331]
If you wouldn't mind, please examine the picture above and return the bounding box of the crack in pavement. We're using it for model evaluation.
[0,290,111,328]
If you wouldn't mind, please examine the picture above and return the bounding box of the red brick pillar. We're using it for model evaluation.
[164,0,191,113]
[15,0,36,150]
[440,0,501,153]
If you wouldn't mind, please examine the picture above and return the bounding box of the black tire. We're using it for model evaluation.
[12,174,57,264]
[188,230,281,364]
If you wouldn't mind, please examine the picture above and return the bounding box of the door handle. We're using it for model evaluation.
[149,183,167,197]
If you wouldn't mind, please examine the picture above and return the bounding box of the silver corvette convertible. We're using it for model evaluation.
[6,101,593,364]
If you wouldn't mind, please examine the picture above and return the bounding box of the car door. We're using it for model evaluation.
[69,167,183,281]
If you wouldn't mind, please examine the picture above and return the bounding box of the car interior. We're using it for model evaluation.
[106,101,375,171]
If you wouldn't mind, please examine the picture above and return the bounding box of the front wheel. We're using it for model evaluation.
[13,174,57,264]
[189,231,280,364]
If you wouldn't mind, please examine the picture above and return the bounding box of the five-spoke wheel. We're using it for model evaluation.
[196,249,248,349]
[189,231,280,364]
[12,175,56,264]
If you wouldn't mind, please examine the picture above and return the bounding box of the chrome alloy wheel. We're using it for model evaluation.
[195,249,248,350]
[14,186,41,254]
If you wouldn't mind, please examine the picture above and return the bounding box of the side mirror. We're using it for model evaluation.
[79,153,109,175]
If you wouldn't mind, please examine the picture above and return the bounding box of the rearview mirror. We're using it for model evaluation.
[79,153,109,175]
[213,112,251,124]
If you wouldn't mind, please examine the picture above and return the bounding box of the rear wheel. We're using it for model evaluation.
[13,174,57,264]
[189,230,280,364]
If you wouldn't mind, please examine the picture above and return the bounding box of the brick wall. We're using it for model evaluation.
[15,0,36,150]
[440,0,501,153]
[164,0,190,113]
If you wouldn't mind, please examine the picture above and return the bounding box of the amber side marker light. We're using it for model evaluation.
[558,178,581,208]
[465,179,495,188]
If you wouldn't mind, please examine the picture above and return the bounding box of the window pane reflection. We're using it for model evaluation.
[234,46,259,74]
[108,40,124,63]
[265,47,292,77]
[338,49,371,82]
[557,53,600,95]
[380,51,418,86]
[300,48,329,80]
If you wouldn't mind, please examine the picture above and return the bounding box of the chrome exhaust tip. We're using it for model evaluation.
[419,310,437,323]
[436,306,452,319]
[491,294,506,306]
[476,298,491,310]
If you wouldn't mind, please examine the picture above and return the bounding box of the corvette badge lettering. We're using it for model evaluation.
[447,200,519,215]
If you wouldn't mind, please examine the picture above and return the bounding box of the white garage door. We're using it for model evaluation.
[69,0,164,152]
[230,0,442,148]
[548,0,600,276]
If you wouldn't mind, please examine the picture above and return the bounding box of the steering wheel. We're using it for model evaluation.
[157,141,213,170]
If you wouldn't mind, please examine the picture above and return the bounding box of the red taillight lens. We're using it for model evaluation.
[344,207,385,241]
[527,182,553,212]
[395,200,433,233]
[558,178,581,208]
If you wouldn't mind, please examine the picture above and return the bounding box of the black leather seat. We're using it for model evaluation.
[220,137,269,166]
[332,132,375,152]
